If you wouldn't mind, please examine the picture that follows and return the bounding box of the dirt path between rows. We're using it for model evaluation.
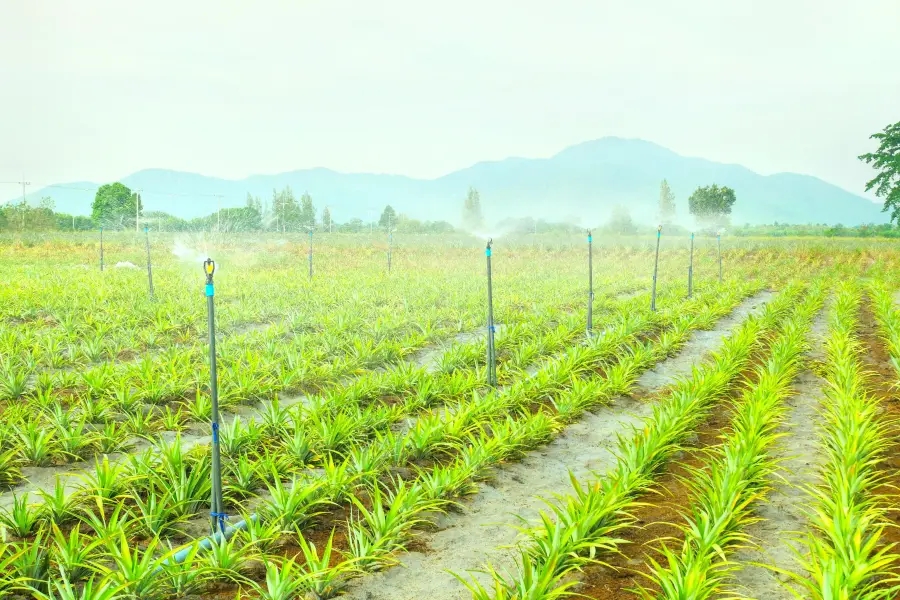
[721,302,829,600]
[342,291,774,600]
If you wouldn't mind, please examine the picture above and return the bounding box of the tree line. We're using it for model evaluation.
[0,183,454,234]
[0,198,94,232]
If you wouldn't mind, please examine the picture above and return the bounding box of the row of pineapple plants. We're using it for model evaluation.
[631,281,824,599]
[782,282,900,599]
[458,283,806,599]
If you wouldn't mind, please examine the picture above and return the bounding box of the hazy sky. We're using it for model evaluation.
[1,0,897,199]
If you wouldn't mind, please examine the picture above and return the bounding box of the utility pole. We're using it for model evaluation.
[17,178,30,231]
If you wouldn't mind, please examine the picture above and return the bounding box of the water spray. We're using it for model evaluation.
[99,227,104,272]
[145,226,154,298]
[587,229,593,336]
[717,230,723,284]
[485,239,497,387]
[688,232,694,298]
[651,224,662,312]
[203,259,226,535]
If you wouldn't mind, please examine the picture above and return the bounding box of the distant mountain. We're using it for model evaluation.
[10,138,886,226]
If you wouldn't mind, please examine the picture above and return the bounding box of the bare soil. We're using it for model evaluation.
[721,303,829,600]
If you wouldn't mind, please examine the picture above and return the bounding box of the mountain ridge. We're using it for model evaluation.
[7,137,885,226]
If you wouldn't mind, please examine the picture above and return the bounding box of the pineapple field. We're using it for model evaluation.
[1,232,900,600]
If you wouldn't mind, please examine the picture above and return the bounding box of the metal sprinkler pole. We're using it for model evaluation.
[688,232,694,298]
[307,227,314,279]
[717,231,722,284]
[145,226,154,298]
[486,239,497,387]
[651,225,662,312]
[100,227,104,272]
[387,229,393,274]
[587,229,593,336]
[203,259,226,535]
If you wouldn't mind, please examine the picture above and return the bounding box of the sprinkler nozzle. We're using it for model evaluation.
[657,224,663,232]
[204,258,216,281]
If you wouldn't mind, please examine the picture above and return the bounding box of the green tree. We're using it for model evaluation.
[607,204,637,235]
[299,192,315,229]
[347,218,364,233]
[379,205,397,230]
[272,187,300,231]
[658,179,676,225]
[91,183,142,229]
[688,184,736,227]
[859,121,900,223]
[322,207,332,232]
[30,197,56,230]
[245,193,262,214]
[462,187,484,230]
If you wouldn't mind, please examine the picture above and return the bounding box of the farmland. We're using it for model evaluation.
[1,232,900,600]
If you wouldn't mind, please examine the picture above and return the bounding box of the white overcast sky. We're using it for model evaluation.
[1,0,897,198]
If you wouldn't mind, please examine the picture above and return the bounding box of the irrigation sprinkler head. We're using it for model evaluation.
[486,239,492,254]
[144,226,149,233]
[691,232,695,239]
[657,224,663,233]
[587,229,592,242]
[204,258,215,283]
